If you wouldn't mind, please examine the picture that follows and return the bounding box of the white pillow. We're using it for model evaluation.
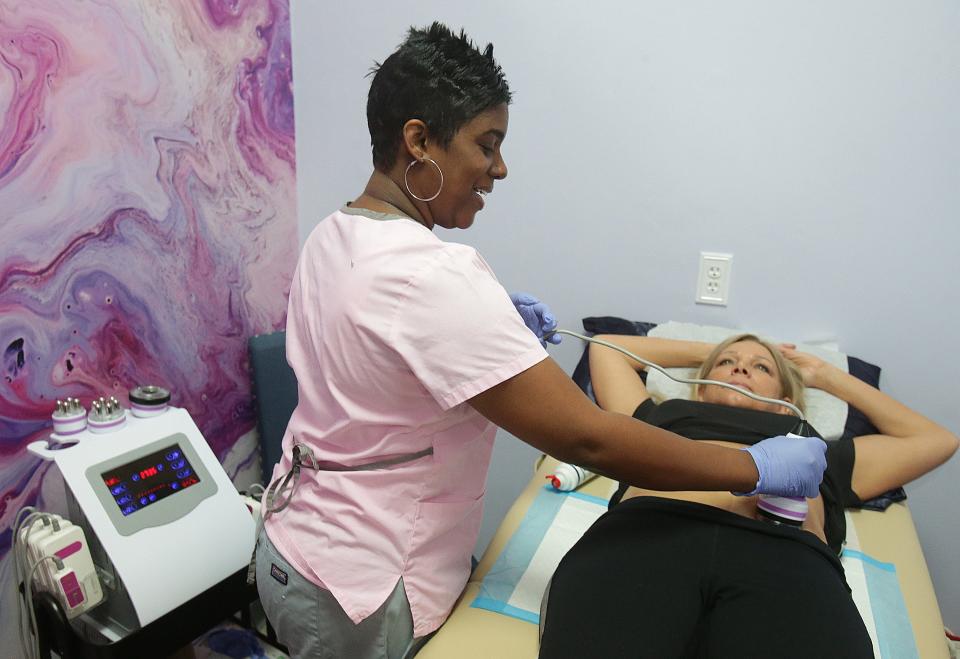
[645,321,849,440]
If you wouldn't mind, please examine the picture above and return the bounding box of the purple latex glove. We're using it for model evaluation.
[735,435,827,498]
[509,292,561,345]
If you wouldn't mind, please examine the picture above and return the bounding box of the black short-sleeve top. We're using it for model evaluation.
[608,398,863,554]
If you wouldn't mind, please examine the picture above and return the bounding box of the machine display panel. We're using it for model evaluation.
[101,444,200,516]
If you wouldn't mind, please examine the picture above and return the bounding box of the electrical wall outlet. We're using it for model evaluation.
[695,252,732,306]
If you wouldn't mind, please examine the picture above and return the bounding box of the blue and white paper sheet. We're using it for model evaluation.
[842,511,919,659]
[472,486,608,623]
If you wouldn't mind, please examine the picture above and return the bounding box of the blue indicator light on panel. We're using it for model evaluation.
[122,505,137,516]
[132,474,140,482]
[156,463,164,471]
[171,482,180,490]
[166,450,181,461]
[172,460,185,470]
[177,469,191,478]
[148,493,157,502]
[140,497,148,505]
[111,485,126,496]
[117,495,132,505]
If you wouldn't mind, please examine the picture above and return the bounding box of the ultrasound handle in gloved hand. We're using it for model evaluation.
[510,292,561,345]
[754,432,811,525]
[734,434,827,498]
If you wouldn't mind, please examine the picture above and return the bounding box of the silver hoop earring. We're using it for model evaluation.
[404,157,443,202]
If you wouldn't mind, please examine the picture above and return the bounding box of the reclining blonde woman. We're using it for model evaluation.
[538,333,958,658]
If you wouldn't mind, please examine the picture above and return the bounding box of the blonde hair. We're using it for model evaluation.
[695,333,806,414]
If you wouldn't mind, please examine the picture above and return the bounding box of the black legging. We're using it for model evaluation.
[539,497,873,659]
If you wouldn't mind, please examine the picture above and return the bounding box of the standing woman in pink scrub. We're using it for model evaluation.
[254,22,828,659]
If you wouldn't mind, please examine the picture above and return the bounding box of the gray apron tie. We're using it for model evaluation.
[247,439,434,585]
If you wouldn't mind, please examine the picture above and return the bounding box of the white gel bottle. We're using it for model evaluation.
[546,463,597,491]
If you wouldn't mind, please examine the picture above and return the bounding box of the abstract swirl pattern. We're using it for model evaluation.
[0,1,297,642]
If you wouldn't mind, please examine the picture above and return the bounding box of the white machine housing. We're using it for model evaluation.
[29,406,254,627]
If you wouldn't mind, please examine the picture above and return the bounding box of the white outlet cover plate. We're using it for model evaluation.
[696,252,732,305]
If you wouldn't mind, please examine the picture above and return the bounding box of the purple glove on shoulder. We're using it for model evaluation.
[509,292,561,345]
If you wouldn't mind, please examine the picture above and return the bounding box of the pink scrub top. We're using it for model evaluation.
[263,207,548,637]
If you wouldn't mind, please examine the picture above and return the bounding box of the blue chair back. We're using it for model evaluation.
[248,331,298,484]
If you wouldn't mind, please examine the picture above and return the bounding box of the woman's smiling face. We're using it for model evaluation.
[411,103,508,230]
[698,340,788,412]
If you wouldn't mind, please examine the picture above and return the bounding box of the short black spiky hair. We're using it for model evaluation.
[366,22,512,170]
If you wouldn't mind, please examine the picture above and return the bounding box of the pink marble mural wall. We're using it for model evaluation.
[0,0,297,645]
